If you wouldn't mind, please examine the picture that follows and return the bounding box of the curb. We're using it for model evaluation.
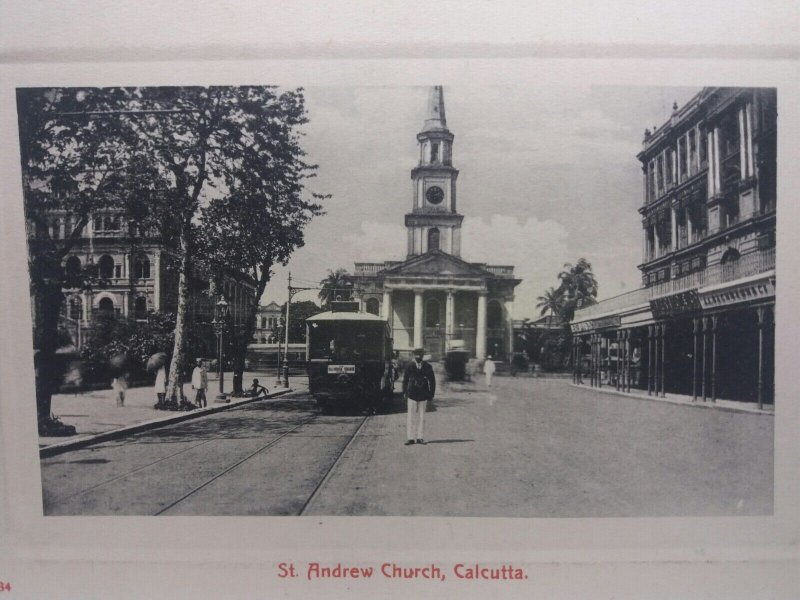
[567,382,774,416]
[39,388,296,459]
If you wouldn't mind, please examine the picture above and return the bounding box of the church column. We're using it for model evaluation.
[413,290,424,350]
[382,289,393,331]
[445,290,455,351]
[505,297,514,362]
[475,292,487,359]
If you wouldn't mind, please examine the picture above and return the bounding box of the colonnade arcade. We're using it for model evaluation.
[371,285,513,361]
[573,303,774,408]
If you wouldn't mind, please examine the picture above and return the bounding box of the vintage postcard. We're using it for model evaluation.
[1,7,798,598]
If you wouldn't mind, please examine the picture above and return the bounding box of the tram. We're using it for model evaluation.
[305,302,395,413]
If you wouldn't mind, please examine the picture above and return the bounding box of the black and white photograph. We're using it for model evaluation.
[1,3,799,597]
[17,84,777,517]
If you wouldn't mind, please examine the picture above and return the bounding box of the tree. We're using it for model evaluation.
[272,300,324,344]
[318,268,354,308]
[536,286,565,318]
[17,88,131,432]
[197,86,326,394]
[557,258,598,322]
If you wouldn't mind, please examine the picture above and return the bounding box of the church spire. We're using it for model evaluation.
[422,85,448,132]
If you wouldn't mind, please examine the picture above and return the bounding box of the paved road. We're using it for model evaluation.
[40,378,773,517]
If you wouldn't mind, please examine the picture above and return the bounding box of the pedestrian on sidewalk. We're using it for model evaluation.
[483,355,496,388]
[403,347,436,446]
[112,372,128,407]
[246,378,269,399]
[154,364,167,405]
[192,358,208,408]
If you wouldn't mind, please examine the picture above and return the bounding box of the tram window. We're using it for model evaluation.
[309,322,383,361]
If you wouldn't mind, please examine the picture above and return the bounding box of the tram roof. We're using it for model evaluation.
[306,311,387,323]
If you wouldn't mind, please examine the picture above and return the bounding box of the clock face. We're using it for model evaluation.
[425,186,444,205]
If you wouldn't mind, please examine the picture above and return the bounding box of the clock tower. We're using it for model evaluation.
[406,86,463,257]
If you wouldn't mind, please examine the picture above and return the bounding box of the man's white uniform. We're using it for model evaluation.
[483,357,496,387]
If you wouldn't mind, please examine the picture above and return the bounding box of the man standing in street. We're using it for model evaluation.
[403,347,436,446]
[192,358,208,408]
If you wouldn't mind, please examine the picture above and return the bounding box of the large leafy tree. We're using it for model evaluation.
[272,300,324,344]
[198,87,326,394]
[318,268,354,308]
[557,258,598,322]
[17,88,131,431]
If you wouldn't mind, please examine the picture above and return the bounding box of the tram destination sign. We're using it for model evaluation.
[328,365,356,374]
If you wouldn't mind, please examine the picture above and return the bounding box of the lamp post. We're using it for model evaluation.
[211,297,229,401]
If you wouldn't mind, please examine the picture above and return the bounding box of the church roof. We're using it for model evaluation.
[364,249,518,286]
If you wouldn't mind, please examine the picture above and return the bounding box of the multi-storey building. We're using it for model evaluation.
[252,301,282,344]
[570,87,776,407]
[28,211,256,354]
[352,86,521,361]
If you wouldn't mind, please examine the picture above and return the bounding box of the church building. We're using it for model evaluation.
[353,86,521,361]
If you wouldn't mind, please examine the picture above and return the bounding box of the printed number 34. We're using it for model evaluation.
[0,581,11,592]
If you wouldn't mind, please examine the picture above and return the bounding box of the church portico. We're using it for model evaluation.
[352,86,520,362]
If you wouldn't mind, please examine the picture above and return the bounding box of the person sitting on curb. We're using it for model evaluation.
[245,378,269,399]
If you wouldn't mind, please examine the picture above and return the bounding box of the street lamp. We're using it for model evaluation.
[211,297,229,401]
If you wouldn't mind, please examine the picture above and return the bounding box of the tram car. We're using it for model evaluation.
[305,302,395,413]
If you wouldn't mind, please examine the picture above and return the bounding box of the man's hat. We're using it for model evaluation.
[413,347,425,355]
[196,358,202,363]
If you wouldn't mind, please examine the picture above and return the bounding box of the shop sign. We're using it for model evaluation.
[649,290,701,319]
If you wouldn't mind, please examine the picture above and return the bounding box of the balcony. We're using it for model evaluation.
[575,247,775,323]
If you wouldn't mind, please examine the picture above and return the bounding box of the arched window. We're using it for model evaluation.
[366,298,380,315]
[134,296,147,319]
[98,297,114,313]
[427,228,440,251]
[425,298,441,328]
[721,247,741,264]
[98,255,114,279]
[430,142,439,164]
[134,254,150,279]
[68,296,83,321]
[721,247,741,282]
[65,256,81,279]
[487,300,503,330]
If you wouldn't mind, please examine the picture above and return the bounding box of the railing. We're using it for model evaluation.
[486,265,515,276]
[575,247,776,321]
[354,262,386,276]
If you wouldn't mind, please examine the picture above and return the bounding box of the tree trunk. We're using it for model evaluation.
[165,228,191,405]
[231,274,268,395]
[33,281,65,424]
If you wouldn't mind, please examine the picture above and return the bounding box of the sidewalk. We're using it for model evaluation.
[568,381,774,415]
[40,371,308,449]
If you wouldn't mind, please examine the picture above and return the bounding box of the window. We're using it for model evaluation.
[134,296,147,319]
[68,296,82,321]
[430,142,439,164]
[366,298,380,315]
[65,256,81,279]
[134,255,150,279]
[98,297,114,313]
[427,228,440,251]
[98,255,115,279]
[699,130,707,164]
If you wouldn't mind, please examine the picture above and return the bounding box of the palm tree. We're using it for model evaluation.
[536,287,564,318]
[557,258,598,321]
[319,268,354,308]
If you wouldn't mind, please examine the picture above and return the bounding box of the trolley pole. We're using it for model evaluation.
[282,273,291,388]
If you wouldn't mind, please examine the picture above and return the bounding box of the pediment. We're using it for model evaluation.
[383,250,490,278]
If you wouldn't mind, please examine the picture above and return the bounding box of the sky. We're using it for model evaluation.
[263,85,701,318]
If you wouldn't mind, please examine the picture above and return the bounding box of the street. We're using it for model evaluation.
[40,377,773,517]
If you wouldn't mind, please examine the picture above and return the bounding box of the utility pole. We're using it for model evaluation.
[282,273,291,388]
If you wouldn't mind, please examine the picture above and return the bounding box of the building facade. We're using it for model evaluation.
[352,86,521,361]
[252,301,282,344]
[28,212,255,354]
[571,87,776,407]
